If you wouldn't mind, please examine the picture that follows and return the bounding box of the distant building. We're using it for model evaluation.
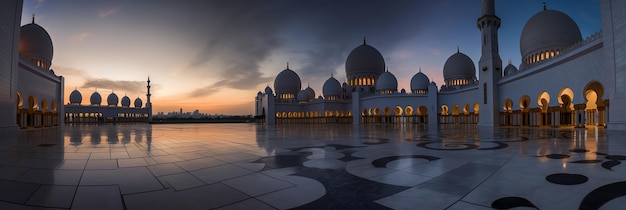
[255,0,626,130]
[64,78,152,123]
[0,0,64,130]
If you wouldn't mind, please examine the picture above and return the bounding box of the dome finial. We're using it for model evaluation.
[508,59,512,65]
[331,72,333,78]
[363,36,366,45]
[457,46,460,53]
[542,2,547,11]
[32,13,35,24]
[286,62,289,69]
[419,67,422,73]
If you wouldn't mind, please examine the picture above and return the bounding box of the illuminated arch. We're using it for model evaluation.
[462,104,470,115]
[28,95,38,111]
[440,105,449,115]
[583,81,604,107]
[418,106,428,115]
[16,92,23,109]
[394,106,403,116]
[537,91,550,112]
[362,108,368,116]
[451,105,460,115]
[374,107,380,116]
[51,101,57,112]
[503,98,513,111]
[383,107,391,116]
[473,103,479,114]
[519,95,531,111]
[405,106,414,116]
[558,87,574,111]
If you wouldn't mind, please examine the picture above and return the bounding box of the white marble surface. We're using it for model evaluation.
[0,124,624,209]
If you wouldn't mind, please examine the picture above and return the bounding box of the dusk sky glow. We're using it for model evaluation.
[21,0,601,115]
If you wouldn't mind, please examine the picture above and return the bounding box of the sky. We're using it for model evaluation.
[21,0,601,115]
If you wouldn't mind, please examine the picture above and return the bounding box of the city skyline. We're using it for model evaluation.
[22,0,601,115]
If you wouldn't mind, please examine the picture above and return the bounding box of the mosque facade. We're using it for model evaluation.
[63,79,152,123]
[0,0,64,130]
[255,0,626,130]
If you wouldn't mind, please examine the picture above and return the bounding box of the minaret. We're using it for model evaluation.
[146,76,152,121]
[477,0,502,126]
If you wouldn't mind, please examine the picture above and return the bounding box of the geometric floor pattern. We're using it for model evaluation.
[1,123,626,209]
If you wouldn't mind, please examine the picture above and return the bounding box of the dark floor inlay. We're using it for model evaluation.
[371,155,440,168]
[37,143,56,147]
[606,155,626,161]
[545,173,588,185]
[545,154,570,159]
[595,152,609,156]
[569,149,589,153]
[253,155,309,171]
[288,144,366,152]
[416,142,478,150]
[491,197,538,210]
[477,141,509,150]
[602,160,621,170]
[337,151,364,162]
[569,159,603,164]
[580,181,626,210]
[292,167,408,210]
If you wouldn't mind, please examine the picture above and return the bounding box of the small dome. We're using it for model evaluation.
[121,96,131,107]
[264,86,273,95]
[297,90,309,102]
[107,93,119,106]
[503,63,518,76]
[90,92,102,105]
[375,71,398,92]
[274,68,301,94]
[345,41,385,78]
[304,86,315,100]
[19,22,53,68]
[134,98,143,108]
[69,89,82,105]
[520,9,582,60]
[322,77,342,97]
[410,71,430,92]
[257,91,262,96]
[443,52,476,81]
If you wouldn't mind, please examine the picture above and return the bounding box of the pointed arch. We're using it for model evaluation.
[503,98,513,111]
[441,105,449,115]
[16,92,23,109]
[462,104,470,115]
[537,91,550,112]
[519,95,531,112]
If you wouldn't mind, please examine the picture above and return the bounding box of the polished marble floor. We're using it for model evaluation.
[1,123,626,209]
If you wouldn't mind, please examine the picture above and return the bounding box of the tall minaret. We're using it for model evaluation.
[146,76,152,121]
[477,0,502,126]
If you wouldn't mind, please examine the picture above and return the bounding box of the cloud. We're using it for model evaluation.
[98,7,120,18]
[81,78,148,95]
[71,32,91,42]
[185,0,429,92]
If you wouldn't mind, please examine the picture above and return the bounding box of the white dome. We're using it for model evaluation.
[443,52,476,81]
[121,96,131,107]
[274,68,301,95]
[520,10,581,60]
[107,93,119,106]
[264,86,273,95]
[345,41,385,78]
[410,72,430,92]
[297,90,308,102]
[503,63,518,76]
[375,71,398,92]
[322,77,342,97]
[69,89,82,105]
[304,86,315,100]
[19,22,53,68]
[134,98,143,108]
[90,92,102,105]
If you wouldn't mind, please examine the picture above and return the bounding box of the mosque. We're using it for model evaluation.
[0,4,65,130]
[255,0,626,130]
[0,0,152,130]
[64,79,152,123]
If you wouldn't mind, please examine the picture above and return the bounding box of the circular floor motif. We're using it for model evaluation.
[569,149,589,153]
[545,173,588,185]
[491,197,537,209]
[545,154,570,159]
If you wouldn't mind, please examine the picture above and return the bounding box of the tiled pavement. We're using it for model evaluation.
[0,123,625,209]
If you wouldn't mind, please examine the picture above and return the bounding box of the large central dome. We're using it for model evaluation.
[19,22,54,68]
[443,52,476,81]
[520,9,582,60]
[345,41,385,78]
